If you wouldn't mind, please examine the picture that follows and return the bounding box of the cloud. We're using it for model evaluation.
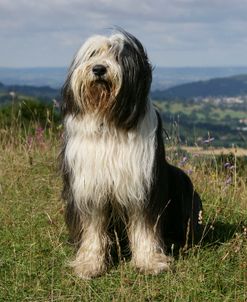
[1,0,247,66]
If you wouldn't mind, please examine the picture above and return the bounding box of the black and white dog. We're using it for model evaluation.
[61,29,202,278]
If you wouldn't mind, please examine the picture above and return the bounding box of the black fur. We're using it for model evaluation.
[110,30,152,130]
[148,113,203,248]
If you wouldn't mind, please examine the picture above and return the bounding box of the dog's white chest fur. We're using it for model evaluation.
[64,104,158,213]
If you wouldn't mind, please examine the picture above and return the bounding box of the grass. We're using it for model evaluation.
[0,126,247,301]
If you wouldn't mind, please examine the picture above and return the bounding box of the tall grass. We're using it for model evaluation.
[0,101,246,301]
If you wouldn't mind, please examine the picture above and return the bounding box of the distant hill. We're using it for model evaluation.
[2,66,247,90]
[2,73,247,105]
[151,74,247,100]
[5,84,59,99]
[0,82,59,104]
[0,67,66,88]
[152,66,247,90]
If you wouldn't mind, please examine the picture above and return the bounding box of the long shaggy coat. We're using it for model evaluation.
[61,29,203,278]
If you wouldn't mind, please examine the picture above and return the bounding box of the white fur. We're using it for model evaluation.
[70,210,109,279]
[64,101,158,216]
[72,34,124,69]
[70,34,124,108]
[128,211,172,274]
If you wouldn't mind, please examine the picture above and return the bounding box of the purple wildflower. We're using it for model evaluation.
[225,176,232,185]
[26,135,33,150]
[203,137,215,144]
[35,127,45,143]
[186,169,193,175]
[224,162,231,168]
[179,156,188,166]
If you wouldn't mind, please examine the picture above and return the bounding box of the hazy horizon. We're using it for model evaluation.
[2,65,247,90]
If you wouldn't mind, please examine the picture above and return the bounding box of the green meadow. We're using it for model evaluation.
[0,100,246,301]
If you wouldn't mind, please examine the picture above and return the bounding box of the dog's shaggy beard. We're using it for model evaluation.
[70,63,120,117]
[84,80,113,112]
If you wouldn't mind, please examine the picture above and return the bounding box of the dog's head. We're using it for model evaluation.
[62,29,152,129]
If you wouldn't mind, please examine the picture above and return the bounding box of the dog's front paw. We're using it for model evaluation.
[132,253,173,275]
[70,256,107,279]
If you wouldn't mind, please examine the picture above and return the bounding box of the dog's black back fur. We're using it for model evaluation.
[146,112,203,248]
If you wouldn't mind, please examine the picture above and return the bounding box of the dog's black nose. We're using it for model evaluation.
[92,65,107,76]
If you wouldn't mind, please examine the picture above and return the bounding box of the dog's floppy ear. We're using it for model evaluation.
[110,29,152,130]
[61,57,82,117]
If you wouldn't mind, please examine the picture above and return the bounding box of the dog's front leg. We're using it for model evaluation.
[70,209,109,279]
[128,210,172,274]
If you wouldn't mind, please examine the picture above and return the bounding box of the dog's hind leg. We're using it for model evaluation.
[128,210,173,274]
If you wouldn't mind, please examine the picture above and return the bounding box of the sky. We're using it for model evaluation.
[1,0,247,68]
